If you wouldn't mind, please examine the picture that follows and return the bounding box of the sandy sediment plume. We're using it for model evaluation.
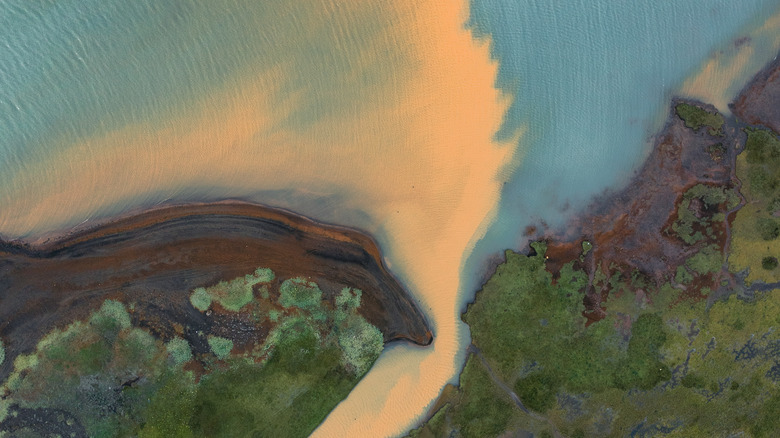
[0,201,432,382]
[0,0,513,435]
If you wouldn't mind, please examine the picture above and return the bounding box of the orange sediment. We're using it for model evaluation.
[0,0,515,436]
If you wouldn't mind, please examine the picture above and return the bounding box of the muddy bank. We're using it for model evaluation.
[732,54,780,133]
[0,201,432,379]
[523,97,741,322]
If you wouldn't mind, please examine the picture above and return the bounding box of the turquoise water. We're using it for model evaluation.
[464,0,780,301]
[0,0,404,191]
[1,1,780,435]
[1,0,776,247]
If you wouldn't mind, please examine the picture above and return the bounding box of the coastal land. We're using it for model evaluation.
[0,201,431,436]
[409,55,780,437]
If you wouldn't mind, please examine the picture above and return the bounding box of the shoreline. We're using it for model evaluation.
[0,201,433,382]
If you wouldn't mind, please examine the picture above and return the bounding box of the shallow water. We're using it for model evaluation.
[0,0,779,436]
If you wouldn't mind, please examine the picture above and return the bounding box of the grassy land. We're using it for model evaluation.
[729,127,780,284]
[0,269,383,437]
[675,102,724,136]
[410,118,780,436]
[410,241,780,437]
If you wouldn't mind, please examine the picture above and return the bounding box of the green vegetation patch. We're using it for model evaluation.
[207,336,233,360]
[763,256,779,271]
[675,102,724,135]
[408,356,516,437]
[190,267,275,312]
[729,128,780,284]
[685,245,723,275]
[337,315,383,375]
[670,184,737,245]
[1,267,385,438]
[582,240,593,255]
[279,277,322,310]
[465,243,670,405]
[166,337,193,366]
[675,265,694,284]
[744,128,780,197]
[415,234,780,436]
[189,287,212,312]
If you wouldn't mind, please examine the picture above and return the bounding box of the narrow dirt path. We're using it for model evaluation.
[467,343,565,438]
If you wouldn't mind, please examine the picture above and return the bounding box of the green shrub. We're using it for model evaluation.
[189,288,212,312]
[675,265,694,284]
[756,218,780,241]
[189,268,276,313]
[89,299,132,341]
[139,372,196,438]
[749,167,777,197]
[675,103,724,135]
[336,287,362,311]
[207,336,233,360]
[681,372,707,389]
[614,313,671,390]
[278,278,322,311]
[454,356,513,436]
[685,245,723,275]
[745,128,780,165]
[166,337,193,366]
[582,240,593,255]
[762,257,779,271]
[337,315,383,375]
[514,372,559,413]
[770,197,780,213]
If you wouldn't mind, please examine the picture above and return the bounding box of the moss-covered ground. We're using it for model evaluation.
[729,127,780,284]
[410,241,780,437]
[0,269,383,437]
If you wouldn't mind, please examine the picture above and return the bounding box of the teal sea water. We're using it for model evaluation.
[0,1,405,195]
[0,0,777,251]
[2,1,780,435]
[464,0,780,301]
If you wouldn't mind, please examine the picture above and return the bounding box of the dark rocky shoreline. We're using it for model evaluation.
[0,201,432,382]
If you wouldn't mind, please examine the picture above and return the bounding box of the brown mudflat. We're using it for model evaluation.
[0,201,432,379]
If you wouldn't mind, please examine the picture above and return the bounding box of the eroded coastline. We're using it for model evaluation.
[0,201,431,436]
